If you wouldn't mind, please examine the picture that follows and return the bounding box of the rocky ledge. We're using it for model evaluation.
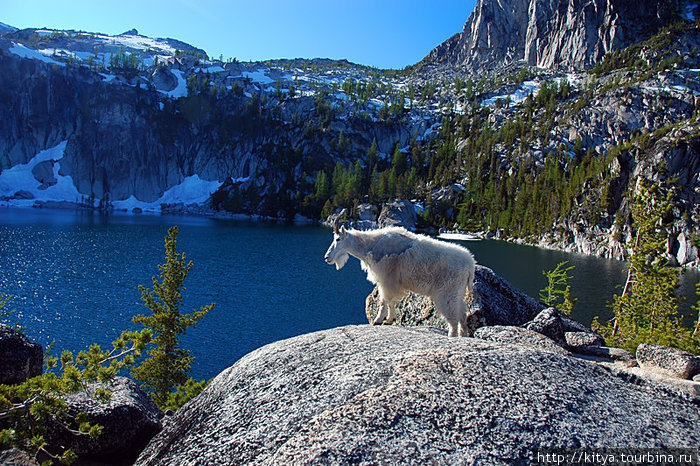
[136,325,700,465]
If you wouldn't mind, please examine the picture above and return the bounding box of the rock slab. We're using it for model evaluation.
[136,325,700,465]
[636,343,700,380]
[0,324,43,385]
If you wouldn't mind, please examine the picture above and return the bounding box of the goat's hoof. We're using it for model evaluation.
[383,319,395,325]
[372,318,384,325]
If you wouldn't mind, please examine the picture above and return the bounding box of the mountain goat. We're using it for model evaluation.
[324,222,475,337]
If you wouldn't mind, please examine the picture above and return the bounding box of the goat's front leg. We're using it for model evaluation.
[373,300,388,325]
[384,301,397,324]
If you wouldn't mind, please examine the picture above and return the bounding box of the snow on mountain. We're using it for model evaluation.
[0,141,81,207]
[111,175,223,213]
[481,80,541,107]
[0,141,221,212]
[159,69,188,98]
[0,22,17,34]
[9,42,64,66]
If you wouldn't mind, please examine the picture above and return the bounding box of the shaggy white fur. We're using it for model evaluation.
[325,225,476,337]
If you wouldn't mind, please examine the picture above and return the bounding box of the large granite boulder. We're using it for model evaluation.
[377,200,417,231]
[47,376,162,463]
[0,324,43,385]
[524,307,605,349]
[136,325,700,465]
[636,343,700,380]
[365,265,546,335]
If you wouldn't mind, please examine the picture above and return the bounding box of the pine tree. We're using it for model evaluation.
[131,226,214,410]
[539,261,577,315]
[594,180,698,353]
[0,295,149,463]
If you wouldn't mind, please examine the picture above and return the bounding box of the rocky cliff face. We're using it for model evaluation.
[426,0,683,72]
[0,32,434,215]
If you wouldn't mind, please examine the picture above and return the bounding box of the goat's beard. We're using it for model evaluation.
[335,253,349,270]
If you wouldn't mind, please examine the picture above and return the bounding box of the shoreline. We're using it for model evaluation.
[3,201,700,272]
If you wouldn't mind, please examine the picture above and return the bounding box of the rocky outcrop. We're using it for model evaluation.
[47,376,162,463]
[0,324,43,385]
[426,0,681,72]
[473,325,569,354]
[366,264,546,335]
[377,200,418,230]
[636,343,700,380]
[136,325,700,465]
[524,307,605,349]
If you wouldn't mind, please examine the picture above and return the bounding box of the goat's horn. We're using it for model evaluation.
[333,216,341,234]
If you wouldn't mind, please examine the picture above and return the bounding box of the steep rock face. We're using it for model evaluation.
[427,0,681,71]
[136,325,700,465]
[0,45,421,211]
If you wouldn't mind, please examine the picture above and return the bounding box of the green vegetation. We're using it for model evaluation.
[539,261,577,315]
[0,293,13,322]
[593,180,699,354]
[131,226,214,411]
[0,321,149,464]
[590,22,694,77]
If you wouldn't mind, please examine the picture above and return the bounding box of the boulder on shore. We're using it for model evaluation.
[0,324,43,385]
[136,325,700,465]
[377,200,417,231]
[47,376,162,464]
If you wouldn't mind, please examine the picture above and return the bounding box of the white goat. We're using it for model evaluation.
[324,223,475,337]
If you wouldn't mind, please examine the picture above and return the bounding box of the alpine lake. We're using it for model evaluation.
[1,207,698,380]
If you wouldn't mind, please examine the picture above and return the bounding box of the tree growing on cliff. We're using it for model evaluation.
[594,180,699,353]
[131,226,215,410]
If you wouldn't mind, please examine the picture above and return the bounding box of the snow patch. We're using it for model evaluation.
[111,175,222,212]
[9,42,64,66]
[242,69,274,85]
[159,69,188,98]
[482,80,541,107]
[0,141,82,207]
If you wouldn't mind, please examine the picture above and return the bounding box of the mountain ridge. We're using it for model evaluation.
[0,4,699,267]
[422,0,687,73]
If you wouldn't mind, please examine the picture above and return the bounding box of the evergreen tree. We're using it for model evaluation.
[131,226,215,410]
[594,180,699,353]
[0,295,149,463]
[539,261,577,315]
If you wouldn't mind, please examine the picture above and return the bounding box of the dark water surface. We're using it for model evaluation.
[0,208,697,379]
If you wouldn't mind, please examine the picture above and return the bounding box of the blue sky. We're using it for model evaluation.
[2,0,476,69]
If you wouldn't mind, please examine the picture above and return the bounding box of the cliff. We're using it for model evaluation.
[425,0,684,72]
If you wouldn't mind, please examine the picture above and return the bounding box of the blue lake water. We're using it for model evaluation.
[0,207,698,380]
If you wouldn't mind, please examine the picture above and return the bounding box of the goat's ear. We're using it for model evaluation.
[340,225,347,236]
